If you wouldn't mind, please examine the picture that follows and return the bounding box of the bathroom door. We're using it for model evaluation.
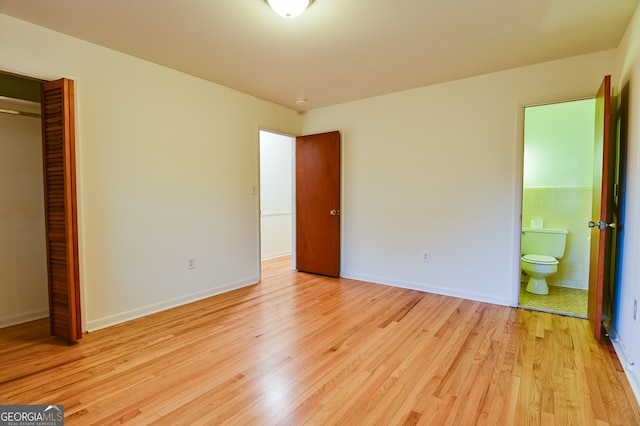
[295,131,341,277]
[587,75,618,341]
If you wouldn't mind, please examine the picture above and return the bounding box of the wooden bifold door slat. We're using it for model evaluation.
[41,78,82,343]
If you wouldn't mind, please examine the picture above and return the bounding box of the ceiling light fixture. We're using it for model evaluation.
[265,0,315,19]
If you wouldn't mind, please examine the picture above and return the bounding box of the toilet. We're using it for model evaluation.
[520,227,568,295]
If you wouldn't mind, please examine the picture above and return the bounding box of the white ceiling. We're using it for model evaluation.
[1,0,638,111]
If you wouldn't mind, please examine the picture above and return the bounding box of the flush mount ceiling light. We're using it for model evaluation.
[265,0,315,19]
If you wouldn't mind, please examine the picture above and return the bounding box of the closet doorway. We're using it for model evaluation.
[0,71,82,343]
[0,86,48,329]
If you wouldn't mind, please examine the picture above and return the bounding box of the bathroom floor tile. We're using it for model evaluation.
[519,283,587,318]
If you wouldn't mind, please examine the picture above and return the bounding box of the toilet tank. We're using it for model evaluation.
[521,228,568,258]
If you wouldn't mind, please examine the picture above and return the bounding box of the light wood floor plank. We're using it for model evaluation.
[1,256,638,425]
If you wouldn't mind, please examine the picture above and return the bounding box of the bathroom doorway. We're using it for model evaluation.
[519,99,595,317]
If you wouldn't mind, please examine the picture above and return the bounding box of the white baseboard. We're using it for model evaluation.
[85,277,259,332]
[261,251,292,261]
[0,309,49,329]
[610,336,640,405]
[549,281,589,290]
[341,272,511,307]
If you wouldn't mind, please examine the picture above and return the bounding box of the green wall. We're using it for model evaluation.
[523,99,595,188]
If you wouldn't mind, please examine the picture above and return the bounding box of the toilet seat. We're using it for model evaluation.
[521,254,558,265]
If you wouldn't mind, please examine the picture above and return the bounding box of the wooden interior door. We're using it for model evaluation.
[41,78,82,343]
[588,75,617,341]
[296,131,341,277]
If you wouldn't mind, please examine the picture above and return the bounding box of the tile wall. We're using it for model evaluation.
[522,187,592,289]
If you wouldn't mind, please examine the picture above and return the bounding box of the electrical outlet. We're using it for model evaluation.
[422,251,430,262]
[633,299,638,322]
[187,257,196,270]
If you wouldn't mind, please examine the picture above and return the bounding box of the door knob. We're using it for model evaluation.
[588,220,616,230]
[329,210,340,216]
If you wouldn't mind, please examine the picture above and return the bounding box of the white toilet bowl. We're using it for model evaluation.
[520,254,558,295]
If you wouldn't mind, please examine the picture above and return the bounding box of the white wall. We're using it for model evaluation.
[259,130,293,260]
[0,100,48,327]
[302,51,615,306]
[613,3,640,403]
[0,14,301,331]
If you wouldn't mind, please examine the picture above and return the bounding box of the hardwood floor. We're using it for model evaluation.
[1,256,639,425]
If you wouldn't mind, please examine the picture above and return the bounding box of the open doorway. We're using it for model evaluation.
[259,129,342,277]
[0,73,48,329]
[519,99,595,317]
[259,130,295,267]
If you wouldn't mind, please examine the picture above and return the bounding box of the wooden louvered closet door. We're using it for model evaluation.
[41,78,82,343]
